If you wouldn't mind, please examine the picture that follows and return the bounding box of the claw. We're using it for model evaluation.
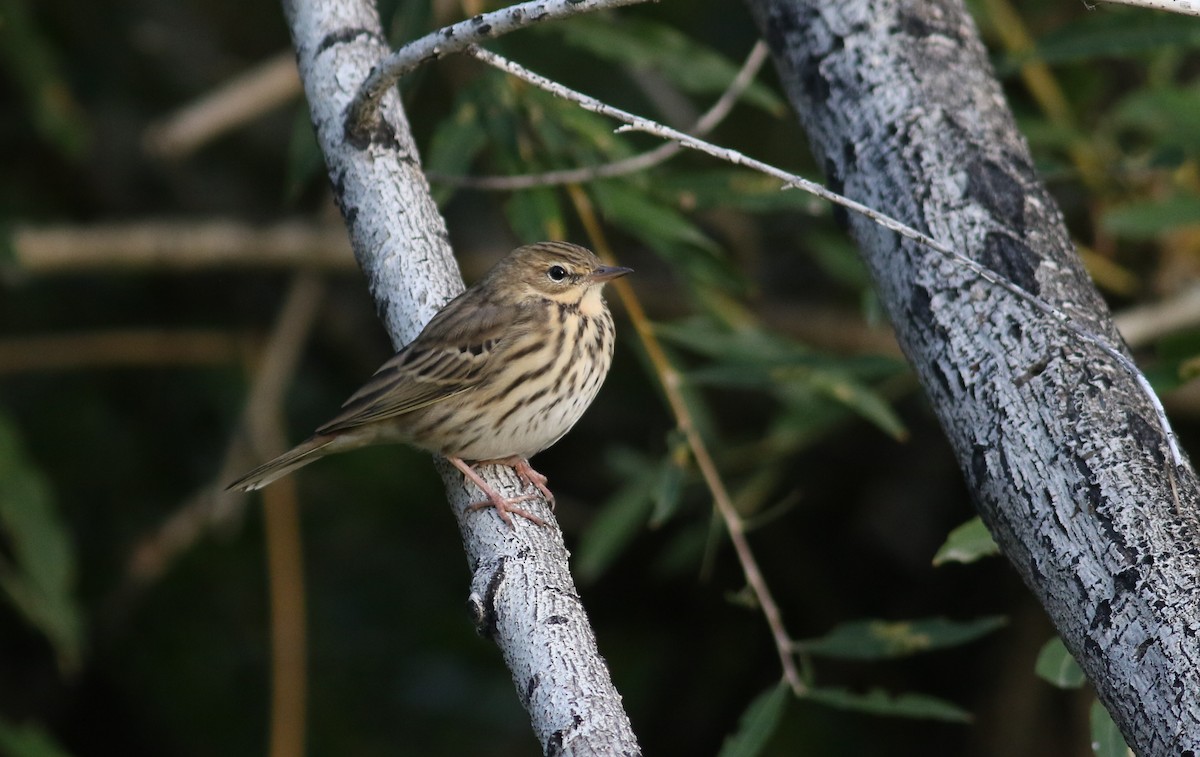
[448,456,547,527]
[484,455,556,510]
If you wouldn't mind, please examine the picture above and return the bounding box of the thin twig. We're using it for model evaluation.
[1097,0,1200,15]
[428,41,769,190]
[565,183,806,695]
[466,45,1184,471]
[345,0,652,136]
[144,51,301,159]
[123,275,326,589]
[10,221,353,274]
[0,330,246,373]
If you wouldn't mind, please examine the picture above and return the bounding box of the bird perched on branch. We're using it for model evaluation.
[228,241,631,527]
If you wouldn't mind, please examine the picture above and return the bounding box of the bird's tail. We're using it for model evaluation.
[226,435,340,492]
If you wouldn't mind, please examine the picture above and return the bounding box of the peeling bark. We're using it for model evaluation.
[283,0,638,752]
[744,0,1200,752]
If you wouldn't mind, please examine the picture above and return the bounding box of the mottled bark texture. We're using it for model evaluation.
[282,0,639,752]
[744,0,1200,752]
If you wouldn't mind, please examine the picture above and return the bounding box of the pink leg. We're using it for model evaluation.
[476,455,556,510]
[448,456,546,528]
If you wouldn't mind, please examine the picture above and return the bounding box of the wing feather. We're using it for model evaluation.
[315,292,529,435]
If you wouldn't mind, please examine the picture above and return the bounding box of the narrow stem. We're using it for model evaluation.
[565,184,806,694]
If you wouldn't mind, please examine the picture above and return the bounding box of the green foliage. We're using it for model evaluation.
[551,17,784,115]
[796,616,1006,660]
[0,0,89,159]
[0,413,82,674]
[1035,636,1087,689]
[1090,700,1133,757]
[717,681,790,757]
[933,517,1001,565]
[658,318,909,440]
[1102,194,1200,239]
[803,687,973,723]
[0,718,74,757]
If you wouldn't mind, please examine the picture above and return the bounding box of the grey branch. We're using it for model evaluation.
[744,0,1200,751]
[281,0,638,752]
[344,0,651,136]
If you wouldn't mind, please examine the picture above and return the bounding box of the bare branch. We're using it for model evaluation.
[1115,285,1200,348]
[144,52,301,159]
[9,221,353,274]
[0,330,245,373]
[345,0,651,137]
[1097,0,1200,15]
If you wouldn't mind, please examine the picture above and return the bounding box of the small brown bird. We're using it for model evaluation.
[228,241,631,527]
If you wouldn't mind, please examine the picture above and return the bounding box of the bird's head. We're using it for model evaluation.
[490,242,632,311]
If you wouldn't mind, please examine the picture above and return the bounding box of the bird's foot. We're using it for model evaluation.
[481,455,556,510]
[448,457,547,528]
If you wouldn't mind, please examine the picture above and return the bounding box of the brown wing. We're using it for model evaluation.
[315,291,528,435]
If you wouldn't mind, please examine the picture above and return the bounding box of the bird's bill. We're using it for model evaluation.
[588,265,634,283]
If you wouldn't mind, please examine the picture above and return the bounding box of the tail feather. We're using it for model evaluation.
[226,435,339,492]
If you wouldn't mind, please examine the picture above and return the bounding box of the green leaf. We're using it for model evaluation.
[933,517,1001,565]
[717,681,790,757]
[1090,699,1133,757]
[1035,636,1087,689]
[653,170,818,214]
[797,368,907,441]
[0,414,82,674]
[554,17,783,114]
[1102,193,1200,240]
[1109,86,1200,154]
[576,448,656,582]
[0,718,74,757]
[804,687,972,723]
[658,319,909,439]
[589,181,745,294]
[504,187,565,244]
[796,616,1006,660]
[1024,11,1200,67]
[426,98,490,203]
[0,0,89,159]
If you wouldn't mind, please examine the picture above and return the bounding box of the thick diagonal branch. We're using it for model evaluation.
[744,0,1200,751]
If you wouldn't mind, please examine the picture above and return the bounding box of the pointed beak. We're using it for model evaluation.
[588,265,633,283]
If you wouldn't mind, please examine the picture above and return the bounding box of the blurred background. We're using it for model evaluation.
[3,0,1199,754]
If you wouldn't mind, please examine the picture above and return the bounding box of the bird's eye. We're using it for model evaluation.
[547,265,568,282]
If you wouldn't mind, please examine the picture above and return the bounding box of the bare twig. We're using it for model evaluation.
[0,330,246,373]
[144,51,301,159]
[466,45,1184,471]
[124,275,325,589]
[428,41,769,191]
[1115,285,1200,348]
[1097,0,1200,15]
[565,183,806,694]
[9,221,353,274]
[345,0,651,136]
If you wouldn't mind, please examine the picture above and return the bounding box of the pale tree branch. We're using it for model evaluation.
[744,0,1200,750]
[1097,0,1200,15]
[143,51,301,159]
[344,0,651,135]
[8,220,354,274]
[281,0,640,751]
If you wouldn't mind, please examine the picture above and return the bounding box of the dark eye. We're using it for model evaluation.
[547,265,568,282]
